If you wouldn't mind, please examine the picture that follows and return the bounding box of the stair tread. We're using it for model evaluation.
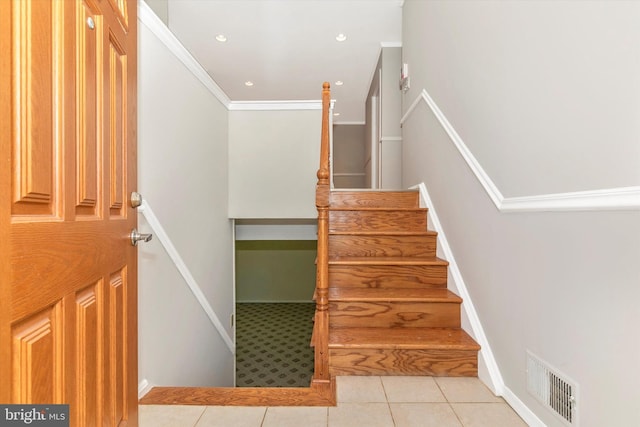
[329,256,449,266]
[329,288,462,303]
[330,207,427,212]
[329,230,437,236]
[329,327,480,350]
[331,189,419,193]
[330,190,421,209]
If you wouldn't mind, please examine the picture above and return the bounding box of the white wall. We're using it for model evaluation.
[365,47,403,189]
[333,124,366,188]
[364,77,377,188]
[402,2,640,426]
[403,0,640,197]
[143,0,168,25]
[228,109,321,219]
[235,240,317,303]
[138,10,234,387]
[380,47,402,189]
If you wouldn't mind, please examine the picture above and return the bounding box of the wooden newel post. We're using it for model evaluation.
[313,82,331,383]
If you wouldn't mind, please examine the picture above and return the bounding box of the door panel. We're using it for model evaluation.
[108,0,129,30]
[108,36,126,217]
[11,305,63,404]
[75,282,101,427]
[76,0,102,217]
[11,0,62,217]
[1,0,138,425]
[108,268,127,426]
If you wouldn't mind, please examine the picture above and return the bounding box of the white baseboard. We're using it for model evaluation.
[138,379,153,399]
[412,181,548,425]
[411,182,504,395]
[503,386,547,426]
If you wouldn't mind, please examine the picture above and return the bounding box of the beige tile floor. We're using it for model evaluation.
[139,376,528,427]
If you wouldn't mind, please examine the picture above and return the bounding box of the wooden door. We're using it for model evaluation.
[0,0,138,426]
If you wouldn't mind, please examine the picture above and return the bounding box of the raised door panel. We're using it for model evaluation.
[10,0,64,217]
[107,35,126,218]
[108,269,127,426]
[7,0,70,406]
[11,305,63,404]
[76,0,103,217]
[107,0,128,30]
[74,282,103,426]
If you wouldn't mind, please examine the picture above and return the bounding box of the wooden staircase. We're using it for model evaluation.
[141,83,480,408]
[310,82,477,398]
[325,190,480,377]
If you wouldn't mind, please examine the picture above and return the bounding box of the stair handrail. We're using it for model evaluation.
[313,82,331,385]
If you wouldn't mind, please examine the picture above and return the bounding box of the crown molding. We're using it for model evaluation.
[228,100,326,111]
[138,1,231,107]
[334,121,366,126]
[136,8,333,116]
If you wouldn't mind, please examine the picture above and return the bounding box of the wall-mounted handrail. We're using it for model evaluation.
[137,200,235,354]
[312,83,331,384]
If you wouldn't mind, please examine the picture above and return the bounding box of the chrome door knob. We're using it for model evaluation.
[130,228,152,246]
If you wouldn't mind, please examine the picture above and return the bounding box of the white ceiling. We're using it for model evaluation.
[166,0,403,123]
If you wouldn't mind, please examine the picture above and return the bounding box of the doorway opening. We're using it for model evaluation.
[234,222,317,388]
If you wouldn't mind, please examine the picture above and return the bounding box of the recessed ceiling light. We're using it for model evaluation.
[333,112,340,116]
[335,33,347,42]
[335,80,344,86]
[215,34,227,42]
[244,81,254,87]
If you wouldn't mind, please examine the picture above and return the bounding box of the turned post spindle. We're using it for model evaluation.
[313,82,331,382]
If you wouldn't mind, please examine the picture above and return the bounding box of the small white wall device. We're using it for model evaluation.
[400,63,410,92]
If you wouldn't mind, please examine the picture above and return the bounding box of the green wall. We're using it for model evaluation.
[235,240,317,302]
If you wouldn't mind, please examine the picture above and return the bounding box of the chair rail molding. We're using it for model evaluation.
[138,200,235,354]
[402,89,640,212]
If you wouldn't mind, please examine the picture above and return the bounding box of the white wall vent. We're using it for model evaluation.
[526,351,578,426]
